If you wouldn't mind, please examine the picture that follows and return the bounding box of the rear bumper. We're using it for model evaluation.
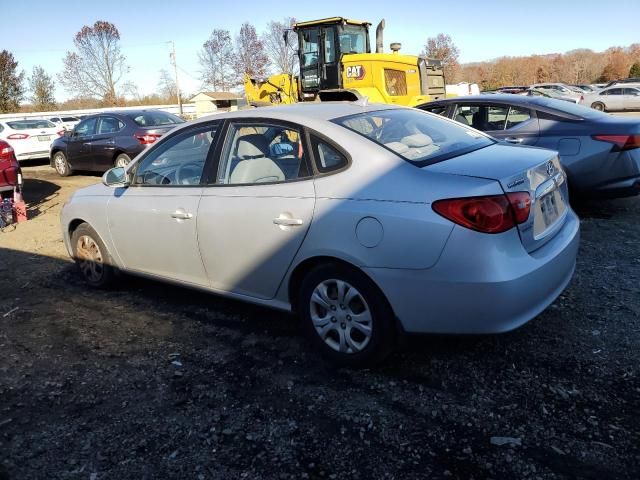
[571,149,640,198]
[16,151,50,161]
[365,209,580,334]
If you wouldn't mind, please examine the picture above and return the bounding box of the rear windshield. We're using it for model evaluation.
[7,119,56,129]
[532,98,605,119]
[61,116,79,122]
[127,111,184,127]
[334,108,494,166]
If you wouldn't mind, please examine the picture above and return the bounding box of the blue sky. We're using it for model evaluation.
[2,0,639,100]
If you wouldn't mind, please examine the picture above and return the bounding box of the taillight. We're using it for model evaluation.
[592,135,640,151]
[0,142,15,164]
[7,133,29,140]
[433,192,530,234]
[506,191,531,224]
[57,130,65,136]
[135,132,162,145]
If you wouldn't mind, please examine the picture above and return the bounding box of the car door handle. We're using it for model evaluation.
[505,137,524,144]
[273,217,303,226]
[171,210,193,220]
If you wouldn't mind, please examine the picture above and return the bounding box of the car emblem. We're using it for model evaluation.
[546,161,555,176]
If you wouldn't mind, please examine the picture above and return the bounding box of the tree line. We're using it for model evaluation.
[1,19,640,114]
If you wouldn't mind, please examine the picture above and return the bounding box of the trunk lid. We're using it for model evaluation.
[426,143,569,252]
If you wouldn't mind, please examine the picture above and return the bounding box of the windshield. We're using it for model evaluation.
[338,25,367,54]
[334,108,494,166]
[127,111,184,127]
[7,119,56,130]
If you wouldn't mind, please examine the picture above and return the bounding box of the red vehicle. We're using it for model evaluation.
[0,140,22,199]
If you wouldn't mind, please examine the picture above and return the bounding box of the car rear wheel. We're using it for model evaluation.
[70,223,115,288]
[114,153,131,168]
[591,102,606,112]
[53,151,72,177]
[298,263,395,367]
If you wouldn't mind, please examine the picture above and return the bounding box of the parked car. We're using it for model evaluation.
[570,84,597,93]
[523,88,580,104]
[497,86,528,94]
[49,110,185,176]
[0,118,62,161]
[417,95,640,197]
[602,77,640,88]
[580,85,640,112]
[48,115,82,130]
[61,103,579,366]
[0,140,22,199]
[530,83,583,99]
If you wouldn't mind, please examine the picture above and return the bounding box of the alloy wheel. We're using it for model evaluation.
[75,235,105,283]
[54,153,67,175]
[309,279,373,354]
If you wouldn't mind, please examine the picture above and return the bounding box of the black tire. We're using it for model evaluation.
[591,102,606,112]
[70,223,115,288]
[114,153,131,168]
[53,151,73,177]
[298,263,395,367]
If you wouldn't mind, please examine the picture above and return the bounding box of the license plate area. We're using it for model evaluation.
[37,135,51,141]
[540,192,559,227]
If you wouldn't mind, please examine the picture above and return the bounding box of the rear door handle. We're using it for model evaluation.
[171,209,193,220]
[273,217,303,226]
[505,137,524,144]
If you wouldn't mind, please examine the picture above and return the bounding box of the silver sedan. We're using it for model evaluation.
[61,103,580,366]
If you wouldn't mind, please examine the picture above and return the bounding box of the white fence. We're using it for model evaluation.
[0,103,197,121]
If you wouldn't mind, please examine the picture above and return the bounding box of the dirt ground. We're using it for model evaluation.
[1,163,639,480]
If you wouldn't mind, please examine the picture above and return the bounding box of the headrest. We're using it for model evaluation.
[401,133,434,148]
[237,134,268,159]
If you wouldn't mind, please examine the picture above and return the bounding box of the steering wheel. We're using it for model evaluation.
[175,161,203,185]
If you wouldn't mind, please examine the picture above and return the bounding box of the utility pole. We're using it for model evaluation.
[168,41,183,116]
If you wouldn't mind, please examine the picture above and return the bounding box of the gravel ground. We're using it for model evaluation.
[0,164,638,480]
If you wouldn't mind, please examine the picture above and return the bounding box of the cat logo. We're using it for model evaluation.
[346,65,366,80]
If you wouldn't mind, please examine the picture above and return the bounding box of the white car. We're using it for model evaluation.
[48,115,82,131]
[0,119,62,161]
[580,85,640,112]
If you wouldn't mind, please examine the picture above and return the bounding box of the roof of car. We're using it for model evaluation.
[195,102,399,124]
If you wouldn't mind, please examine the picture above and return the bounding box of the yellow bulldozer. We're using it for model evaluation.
[244,17,446,107]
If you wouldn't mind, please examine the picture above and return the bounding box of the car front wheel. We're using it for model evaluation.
[53,151,73,177]
[298,263,395,367]
[70,223,115,288]
[591,102,606,112]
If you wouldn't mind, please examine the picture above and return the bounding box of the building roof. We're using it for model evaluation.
[191,91,242,101]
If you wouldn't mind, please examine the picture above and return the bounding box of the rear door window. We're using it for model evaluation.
[97,117,124,134]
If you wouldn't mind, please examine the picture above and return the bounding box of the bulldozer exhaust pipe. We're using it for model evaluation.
[376,19,385,53]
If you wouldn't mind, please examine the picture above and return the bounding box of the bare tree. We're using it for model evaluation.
[234,22,269,83]
[263,17,298,74]
[157,69,177,102]
[0,50,24,113]
[58,21,127,104]
[423,34,461,83]
[28,66,56,110]
[198,29,234,91]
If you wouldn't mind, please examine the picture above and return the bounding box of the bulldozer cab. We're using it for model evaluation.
[293,17,371,97]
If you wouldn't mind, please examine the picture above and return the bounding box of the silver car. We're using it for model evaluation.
[61,103,580,366]
[581,85,640,112]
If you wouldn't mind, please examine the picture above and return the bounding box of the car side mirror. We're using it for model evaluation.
[102,167,129,188]
[64,130,73,137]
